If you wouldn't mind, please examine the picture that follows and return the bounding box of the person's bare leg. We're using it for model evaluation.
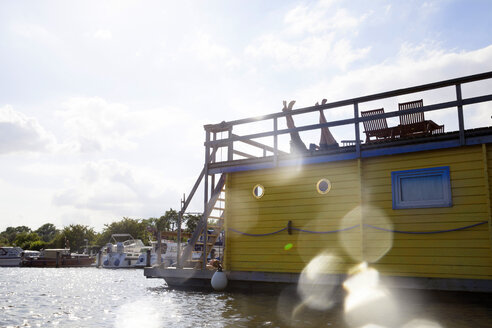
[283,100,296,129]
[318,99,337,146]
[282,100,307,152]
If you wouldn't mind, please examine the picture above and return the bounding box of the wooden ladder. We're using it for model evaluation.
[191,187,225,267]
[181,174,226,268]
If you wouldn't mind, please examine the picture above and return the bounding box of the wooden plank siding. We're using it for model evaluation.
[486,144,492,250]
[225,162,362,273]
[224,144,492,280]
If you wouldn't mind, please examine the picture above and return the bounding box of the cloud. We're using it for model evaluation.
[284,3,367,36]
[52,159,177,218]
[93,29,112,40]
[0,105,56,154]
[10,22,58,44]
[56,97,185,152]
[182,32,240,70]
[246,34,370,70]
[245,0,371,70]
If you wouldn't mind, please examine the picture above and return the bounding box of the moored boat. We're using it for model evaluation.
[134,239,178,268]
[0,247,23,267]
[20,248,94,267]
[97,234,146,268]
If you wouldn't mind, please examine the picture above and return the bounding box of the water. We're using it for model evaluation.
[1,267,491,328]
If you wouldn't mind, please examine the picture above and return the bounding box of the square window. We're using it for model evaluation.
[391,166,452,209]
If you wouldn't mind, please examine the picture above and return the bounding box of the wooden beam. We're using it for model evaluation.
[232,133,288,155]
[233,150,256,159]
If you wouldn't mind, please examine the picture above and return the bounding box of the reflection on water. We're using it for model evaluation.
[0,267,491,327]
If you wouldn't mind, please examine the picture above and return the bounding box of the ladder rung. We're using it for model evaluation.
[207,225,222,229]
[213,207,224,211]
[208,216,223,220]
[217,198,225,202]
[195,242,214,246]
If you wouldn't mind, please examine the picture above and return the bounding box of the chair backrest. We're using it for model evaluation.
[398,99,424,125]
[360,108,387,132]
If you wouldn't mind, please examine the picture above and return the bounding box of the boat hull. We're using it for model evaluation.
[0,258,21,267]
[21,256,94,267]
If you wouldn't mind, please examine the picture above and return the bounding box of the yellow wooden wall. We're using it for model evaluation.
[225,160,362,273]
[487,144,492,253]
[224,144,492,280]
[362,145,492,280]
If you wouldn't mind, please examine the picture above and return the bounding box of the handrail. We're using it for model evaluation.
[205,94,492,148]
[179,146,219,216]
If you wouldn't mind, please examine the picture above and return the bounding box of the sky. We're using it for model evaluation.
[1,0,492,232]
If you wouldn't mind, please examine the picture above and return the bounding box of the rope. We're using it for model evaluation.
[291,224,360,234]
[227,221,487,236]
[228,227,287,237]
[363,221,488,234]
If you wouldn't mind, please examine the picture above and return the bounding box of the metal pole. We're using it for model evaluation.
[456,84,465,145]
[177,194,183,268]
[157,231,162,266]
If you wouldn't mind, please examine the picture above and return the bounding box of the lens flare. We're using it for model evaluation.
[284,243,293,250]
[339,205,393,263]
[115,299,163,328]
[343,263,399,328]
[296,251,341,311]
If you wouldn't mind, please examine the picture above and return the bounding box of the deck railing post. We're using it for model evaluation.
[227,128,233,161]
[273,117,278,166]
[203,130,210,270]
[211,133,216,197]
[456,84,465,145]
[354,102,361,157]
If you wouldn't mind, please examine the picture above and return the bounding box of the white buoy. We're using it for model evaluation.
[211,265,228,291]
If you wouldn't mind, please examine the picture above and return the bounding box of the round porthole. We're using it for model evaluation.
[316,178,331,194]
[253,184,265,199]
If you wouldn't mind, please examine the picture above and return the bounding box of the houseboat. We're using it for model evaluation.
[145,71,492,292]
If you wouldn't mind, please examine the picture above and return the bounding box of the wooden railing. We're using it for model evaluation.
[203,71,492,162]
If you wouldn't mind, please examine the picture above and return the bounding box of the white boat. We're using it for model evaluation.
[97,234,146,268]
[134,239,178,268]
[0,247,24,267]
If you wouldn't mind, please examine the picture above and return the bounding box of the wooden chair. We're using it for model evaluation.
[360,108,395,143]
[398,99,444,137]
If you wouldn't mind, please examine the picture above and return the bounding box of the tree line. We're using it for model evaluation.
[0,209,201,253]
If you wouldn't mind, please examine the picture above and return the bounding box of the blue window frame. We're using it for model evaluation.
[391,166,452,209]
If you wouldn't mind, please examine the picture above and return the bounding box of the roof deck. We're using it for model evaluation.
[203,71,492,174]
